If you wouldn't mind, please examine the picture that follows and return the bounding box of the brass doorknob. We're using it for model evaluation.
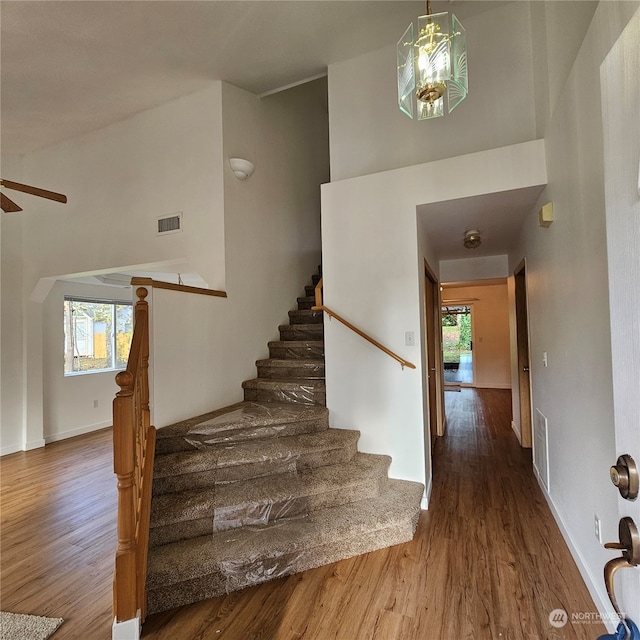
[610,454,639,500]
[603,517,640,617]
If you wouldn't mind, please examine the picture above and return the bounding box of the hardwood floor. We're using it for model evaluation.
[0,389,605,639]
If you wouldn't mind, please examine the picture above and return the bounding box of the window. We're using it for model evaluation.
[63,298,133,375]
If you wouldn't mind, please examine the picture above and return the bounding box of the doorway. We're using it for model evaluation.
[514,260,532,448]
[442,304,474,385]
[424,262,443,442]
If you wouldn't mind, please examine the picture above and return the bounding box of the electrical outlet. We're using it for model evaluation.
[93,399,99,409]
[543,352,548,367]
[405,331,415,347]
[594,515,602,543]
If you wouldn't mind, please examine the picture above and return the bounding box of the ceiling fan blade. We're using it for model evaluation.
[1,192,23,213]
[1,178,67,204]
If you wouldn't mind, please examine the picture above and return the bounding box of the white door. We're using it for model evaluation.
[602,6,640,628]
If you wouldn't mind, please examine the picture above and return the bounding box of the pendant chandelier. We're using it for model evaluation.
[397,0,468,120]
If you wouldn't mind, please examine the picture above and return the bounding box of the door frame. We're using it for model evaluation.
[514,259,533,448]
[424,259,445,438]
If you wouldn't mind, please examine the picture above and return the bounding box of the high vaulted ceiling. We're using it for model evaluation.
[1,0,507,156]
[4,0,585,270]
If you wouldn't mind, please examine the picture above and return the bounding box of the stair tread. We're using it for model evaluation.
[154,428,359,479]
[156,401,327,443]
[150,452,391,528]
[147,479,424,590]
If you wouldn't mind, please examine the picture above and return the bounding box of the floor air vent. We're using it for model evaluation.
[534,408,550,492]
[157,213,182,235]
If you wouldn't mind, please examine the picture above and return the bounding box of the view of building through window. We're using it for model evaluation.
[63,298,133,374]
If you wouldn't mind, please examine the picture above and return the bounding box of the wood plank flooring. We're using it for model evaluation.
[0,389,605,639]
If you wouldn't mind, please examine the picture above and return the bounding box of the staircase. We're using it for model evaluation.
[146,270,424,615]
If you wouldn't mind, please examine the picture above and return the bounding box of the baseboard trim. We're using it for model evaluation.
[45,420,112,444]
[511,420,522,444]
[421,475,433,510]
[25,438,46,451]
[536,476,617,633]
[1,443,23,457]
[112,612,140,640]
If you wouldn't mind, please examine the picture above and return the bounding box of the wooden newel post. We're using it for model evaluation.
[113,369,137,621]
[112,286,155,627]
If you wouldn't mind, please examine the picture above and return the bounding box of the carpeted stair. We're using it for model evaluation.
[146,269,424,615]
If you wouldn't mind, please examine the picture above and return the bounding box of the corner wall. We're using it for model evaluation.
[321,140,546,492]
[151,79,328,427]
[2,78,328,449]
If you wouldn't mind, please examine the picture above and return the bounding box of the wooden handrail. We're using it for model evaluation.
[312,278,416,370]
[113,287,156,625]
[130,277,227,298]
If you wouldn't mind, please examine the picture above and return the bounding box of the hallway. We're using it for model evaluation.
[0,390,605,639]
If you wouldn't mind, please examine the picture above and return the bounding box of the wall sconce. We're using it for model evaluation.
[229,158,255,181]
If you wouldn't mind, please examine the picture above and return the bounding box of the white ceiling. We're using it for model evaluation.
[417,185,546,261]
[0,0,510,156]
[2,0,541,278]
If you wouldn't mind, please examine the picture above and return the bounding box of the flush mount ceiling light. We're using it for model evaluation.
[397,0,468,120]
[463,229,481,249]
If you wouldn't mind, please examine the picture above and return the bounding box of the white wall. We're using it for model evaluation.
[151,79,328,427]
[42,281,131,442]
[22,84,225,290]
[2,84,225,453]
[416,214,442,504]
[440,255,509,283]
[1,154,25,455]
[442,283,511,389]
[530,1,599,138]
[327,2,537,181]
[321,140,546,494]
[508,1,640,622]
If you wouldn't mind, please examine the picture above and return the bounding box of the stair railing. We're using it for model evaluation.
[312,278,416,370]
[113,286,156,627]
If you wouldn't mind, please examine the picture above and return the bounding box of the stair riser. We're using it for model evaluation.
[279,326,323,341]
[149,474,386,547]
[152,440,355,495]
[147,516,418,614]
[257,364,325,380]
[244,386,326,406]
[305,285,316,297]
[297,298,315,310]
[289,311,323,325]
[268,343,324,360]
[155,416,329,455]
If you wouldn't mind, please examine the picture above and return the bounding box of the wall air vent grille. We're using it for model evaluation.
[157,213,183,236]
